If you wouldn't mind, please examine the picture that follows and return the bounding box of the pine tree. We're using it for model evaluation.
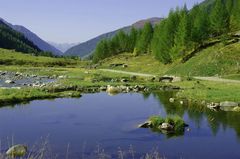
[151,20,172,64]
[93,40,110,63]
[128,27,138,52]
[230,0,240,31]
[135,22,153,55]
[191,6,210,45]
[115,30,129,52]
[171,5,190,59]
[210,0,230,36]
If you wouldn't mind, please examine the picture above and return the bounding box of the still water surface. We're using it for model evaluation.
[0,92,239,158]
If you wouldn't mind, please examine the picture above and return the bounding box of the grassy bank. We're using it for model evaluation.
[0,88,82,106]
[0,48,87,67]
[0,64,240,105]
[173,80,240,102]
[0,41,240,106]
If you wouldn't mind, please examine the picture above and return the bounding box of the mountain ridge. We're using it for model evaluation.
[0,19,42,54]
[64,17,163,58]
[48,42,78,53]
[0,17,62,55]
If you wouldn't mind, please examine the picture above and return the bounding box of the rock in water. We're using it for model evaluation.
[207,102,220,110]
[5,80,15,84]
[220,101,238,107]
[233,107,240,112]
[138,121,152,128]
[99,86,107,91]
[159,123,174,131]
[6,144,27,157]
[106,85,121,94]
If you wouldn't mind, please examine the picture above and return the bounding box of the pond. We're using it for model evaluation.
[0,92,240,159]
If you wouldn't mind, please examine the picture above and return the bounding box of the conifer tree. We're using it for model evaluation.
[210,0,230,35]
[171,5,190,59]
[191,7,210,45]
[230,0,240,30]
[151,20,172,64]
[135,22,153,55]
[128,27,138,52]
[93,40,110,63]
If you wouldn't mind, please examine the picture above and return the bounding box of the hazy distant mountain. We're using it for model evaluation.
[64,17,163,58]
[0,19,42,54]
[0,18,62,55]
[48,42,78,53]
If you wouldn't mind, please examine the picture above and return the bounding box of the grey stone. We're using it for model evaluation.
[130,75,137,80]
[138,121,152,128]
[99,86,107,91]
[220,101,238,107]
[5,80,15,84]
[122,64,128,68]
[160,123,174,130]
[121,79,128,83]
[169,98,175,103]
[207,102,220,109]
[6,144,27,157]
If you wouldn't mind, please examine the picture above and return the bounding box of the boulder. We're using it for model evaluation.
[159,123,174,131]
[106,85,121,94]
[220,101,238,107]
[207,102,220,110]
[15,72,23,77]
[233,107,240,112]
[31,75,37,78]
[138,85,146,91]
[122,64,128,68]
[130,75,137,81]
[5,80,15,84]
[169,98,175,103]
[172,76,182,82]
[159,76,173,83]
[58,75,66,79]
[119,85,127,91]
[0,71,6,75]
[99,86,107,91]
[109,63,124,67]
[121,79,128,83]
[144,88,149,92]
[149,76,156,82]
[6,144,27,157]
[138,121,152,128]
[159,76,181,83]
[126,87,131,92]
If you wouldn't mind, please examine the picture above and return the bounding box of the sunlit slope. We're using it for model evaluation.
[0,48,81,67]
[167,43,240,76]
[101,42,240,77]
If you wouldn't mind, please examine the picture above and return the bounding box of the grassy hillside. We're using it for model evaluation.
[100,53,168,75]
[167,42,240,76]
[100,42,240,79]
[0,48,83,67]
[0,21,41,54]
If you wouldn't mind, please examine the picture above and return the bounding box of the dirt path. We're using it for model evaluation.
[194,77,240,84]
[99,69,155,77]
[100,69,240,84]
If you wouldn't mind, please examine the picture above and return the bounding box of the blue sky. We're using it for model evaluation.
[0,0,204,43]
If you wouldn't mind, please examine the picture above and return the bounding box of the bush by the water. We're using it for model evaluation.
[143,115,188,136]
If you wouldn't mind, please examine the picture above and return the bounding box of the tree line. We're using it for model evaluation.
[93,0,240,64]
[0,23,56,57]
